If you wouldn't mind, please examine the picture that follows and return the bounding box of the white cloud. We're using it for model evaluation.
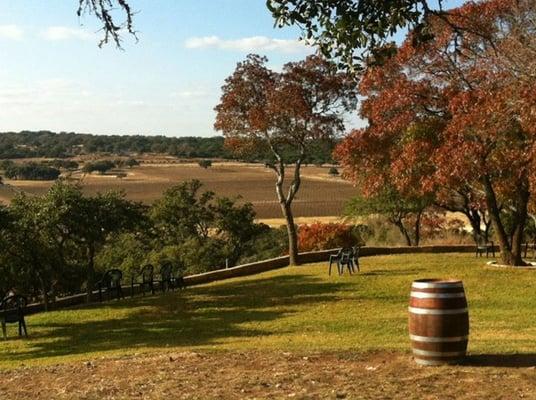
[113,99,146,107]
[170,90,209,99]
[0,25,23,40]
[0,79,91,109]
[41,26,94,41]
[184,35,309,54]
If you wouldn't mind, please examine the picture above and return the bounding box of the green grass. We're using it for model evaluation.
[1,253,535,369]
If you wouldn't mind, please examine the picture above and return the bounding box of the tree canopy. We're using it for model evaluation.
[335,0,536,265]
[267,0,447,71]
[214,54,357,264]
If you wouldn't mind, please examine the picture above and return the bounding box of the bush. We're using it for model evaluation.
[4,162,61,180]
[0,160,15,171]
[238,225,288,264]
[125,158,140,168]
[155,238,226,275]
[353,224,374,243]
[82,160,116,174]
[356,215,405,246]
[47,159,79,170]
[198,159,212,169]
[298,222,364,251]
[328,167,339,176]
[96,233,151,281]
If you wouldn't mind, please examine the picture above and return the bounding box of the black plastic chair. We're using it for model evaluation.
[329,247,358,275]
[523,240,536,259]
[159,262,187,292]
[476,240,495,258]
[131,264,155,296]
[174,262,186,290]
[97,269,124,301]
[160,262,174,292]
[328,248,344,276]
[338,249,354,275]
[1,294,28,339]
[351,245,361,272]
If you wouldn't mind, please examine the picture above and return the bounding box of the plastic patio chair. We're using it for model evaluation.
[338,249,354,275]
[476,240,495,258]
[328,248,344,275]
[131,264,155,296]
[1,294,28,339]
[97,269,124,301]
[350,245,361,272]
[159,262,174,292]
[174,262,186,290]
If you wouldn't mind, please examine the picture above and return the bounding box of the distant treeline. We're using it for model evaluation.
[0,131,336,164]
[0,131,232,159]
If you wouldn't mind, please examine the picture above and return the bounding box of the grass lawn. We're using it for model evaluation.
[1,253,535,369]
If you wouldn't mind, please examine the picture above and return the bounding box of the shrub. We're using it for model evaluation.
[198,159,212,169]
[328,167,339,176]
[238,225,288,264]
[298,222,364,251]
[82,160,116,174]
[96,232,151,281]
[125,158,140,168]
[150,238,227,275]
[353,224,374,243]
[0,160,15,171]
[4,162,61,180]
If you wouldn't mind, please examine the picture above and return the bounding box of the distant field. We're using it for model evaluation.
[0,162,357,220]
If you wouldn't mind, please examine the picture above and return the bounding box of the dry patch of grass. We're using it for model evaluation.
[2,350,536,399]
[258,215,347,227]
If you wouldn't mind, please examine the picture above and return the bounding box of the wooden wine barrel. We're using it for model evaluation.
[408,279,469,366]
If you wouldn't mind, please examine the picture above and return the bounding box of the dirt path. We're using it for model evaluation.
[1,351,535,399]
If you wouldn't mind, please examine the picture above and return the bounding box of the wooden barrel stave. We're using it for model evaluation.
[408,279,469,365]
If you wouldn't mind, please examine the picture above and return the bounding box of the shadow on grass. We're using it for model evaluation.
[5,274,351,363]
[463,354,536,368]
[361,269,421,276]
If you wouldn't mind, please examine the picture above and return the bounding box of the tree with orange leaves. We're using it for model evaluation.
[336,0,536,265]
[215,54,357,265]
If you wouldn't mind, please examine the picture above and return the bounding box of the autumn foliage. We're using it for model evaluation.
[215,54,357,264]
[298,223,362,252]
[335,0,536,265]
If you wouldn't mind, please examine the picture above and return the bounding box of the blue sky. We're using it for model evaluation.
[0,0,463,137]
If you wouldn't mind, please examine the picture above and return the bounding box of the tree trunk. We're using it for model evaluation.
[86,245,95,303]
[465,209,483,243]
[38,274,49,312]
[436,189,488,244]
[272,156,302,266]
[414,211,422,246]
[393,219,413,246]
[281,202,299,265]
[511,182,530,265]
[482,212,492,242]
[483,176,529,265]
